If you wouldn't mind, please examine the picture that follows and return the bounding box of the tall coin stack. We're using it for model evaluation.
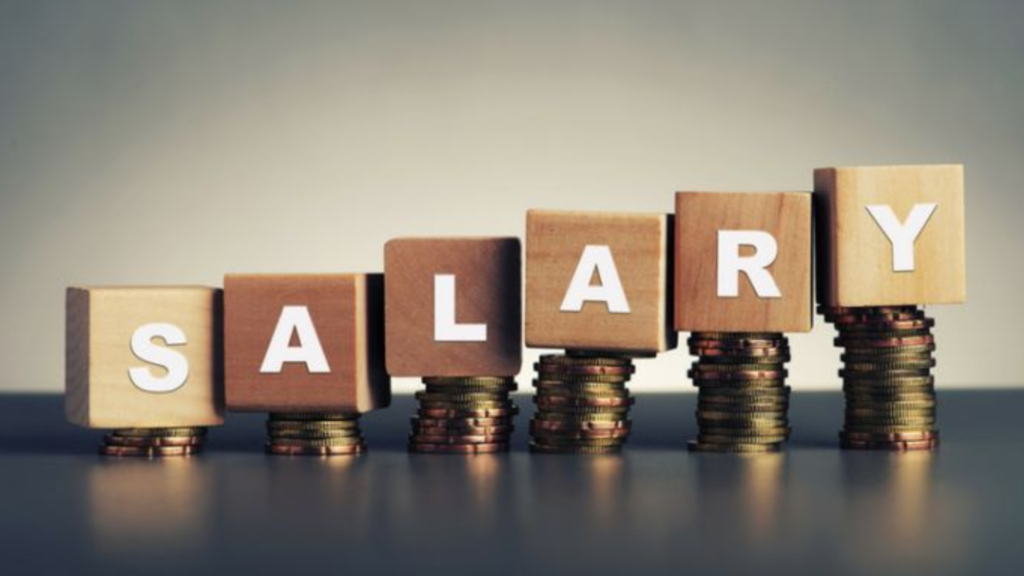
[687,333,792,453]
[529,352,636,454]
[266,413,366,456]
[101,427,208,457]
[821,305,939,451]
[409,377,518,454]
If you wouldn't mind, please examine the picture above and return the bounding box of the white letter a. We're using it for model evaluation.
[260,305,331,374]
[560,245,631,314]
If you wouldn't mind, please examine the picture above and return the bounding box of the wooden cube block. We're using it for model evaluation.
[65,286,224,429]
[674,192,813,333]
[384,238,522,377]
[815,165,966,307]
[526,210,677,354]
[224,274,389,413]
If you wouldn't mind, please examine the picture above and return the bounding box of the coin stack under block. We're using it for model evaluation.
[687,333,792,453]
[100,427,208,457]
[821,305,939,451]
[529,352,636,454]
[266,413,366,456]
[408,377,518,454]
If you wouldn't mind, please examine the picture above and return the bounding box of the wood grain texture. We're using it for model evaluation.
[526,210,677,354]
[674,192,813,333]
[64,286,224,429]
[223,274,390,413]
[815,165,967,307]
[384,238,522,377]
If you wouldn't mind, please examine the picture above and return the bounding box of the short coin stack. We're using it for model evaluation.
[101,427,208,457]
[529,352,636,454]
[821,305,939,451]
[409,376,518,454]
[266,413,366,456]
[688,333,792,453]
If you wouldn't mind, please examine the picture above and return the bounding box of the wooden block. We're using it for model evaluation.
[223,274,389,413]
[384,238,521,377]
[674,192,813,333]
[526,210,677,354]
[65,286,224,429]
[815,165,966,307]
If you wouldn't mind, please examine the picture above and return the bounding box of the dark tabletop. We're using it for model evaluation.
[1,391,1021,576]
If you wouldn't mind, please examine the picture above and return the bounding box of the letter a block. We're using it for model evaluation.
[814,165,966,306]
[224,274,390,412]
[526,210,677,354]
[65,286,224,428]
[384,238,522,377]
[674,192,813,333]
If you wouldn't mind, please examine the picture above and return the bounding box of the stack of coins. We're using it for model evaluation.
[687,333,792,454]
[266,412,366,456]
[409,376,518,454]
[100,427,208,457]
[529,352,635,454]
[821,305,939,451]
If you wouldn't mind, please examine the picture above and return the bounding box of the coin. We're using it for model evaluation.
[409,442,508,454]
[112,427,207,437]
[529,443,622,455]
[840,438,939,451]
[421,376,516,387]
[100,444,202,457]
[266,443,365,456]
[687,441,780,453]
[103,435,206,447]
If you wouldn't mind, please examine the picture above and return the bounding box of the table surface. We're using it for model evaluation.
[1,391,1022,576]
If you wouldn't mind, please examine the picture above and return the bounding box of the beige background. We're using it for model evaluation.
[0,0,1020,393]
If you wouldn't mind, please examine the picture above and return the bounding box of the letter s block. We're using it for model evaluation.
[224,274,390,413]
[65,286,224,429]
[526,210,677,354]
[384,238,522,377]
[674,192,813,333]
[815,165,966,306]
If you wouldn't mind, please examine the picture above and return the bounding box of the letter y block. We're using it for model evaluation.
[814,165,966,306]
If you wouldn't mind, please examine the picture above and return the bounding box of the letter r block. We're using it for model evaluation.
[674,192,813,333]
[65,286,224,429]
[223,274,390,413]
[526,210,677,354]
[384,238,522,377]
[814,165,966,306]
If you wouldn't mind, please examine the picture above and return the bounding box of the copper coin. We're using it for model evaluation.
[531,436,624,447]
[421,376,516,386]
[409,433,509,444]
[267,429,363,440]
[268,412,359,421]
[529,443,622,455]
[536,363,636,376]
[540,354,633,366]
[112,427,208,438]
[840,431,939,442]
[100,444,202,457]
[103,435,205,447]
[266,443,365,456]
[530,423,630,439]
[831,332,937,344]
[534,395,635,408]
[688,369,787,381]
[408,442,508,454]
[691,346,790,358]
[419,407,517,419]
[530,419,630,431]
[698,433,789,445]
[687,441,780,453]
[413,416,512,428]
[840,438,939,451]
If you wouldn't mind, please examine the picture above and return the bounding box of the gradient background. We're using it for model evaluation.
[1,0,1020,394]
